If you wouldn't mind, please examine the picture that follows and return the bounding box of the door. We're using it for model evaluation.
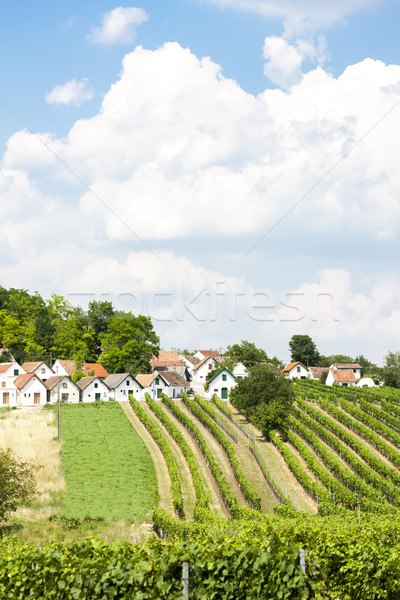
[221,388,228,400]
[95,393,101,401]
[3,392,9,405]
[34,393,41,405]
[157,388,162,398]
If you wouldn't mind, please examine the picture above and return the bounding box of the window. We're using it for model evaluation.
[95,393,101,401]
[61,393,68,402]
[296,366,301,372]
[94,383,98,388]
[126,380,130,386]
[1,382,5,388]
[157,388,162,398]
[222,374,227,381]
[3,392,9,405]
[14,369,19,376]
[208,364,212,370]
[63,382,67,389]
[41,368,45,374]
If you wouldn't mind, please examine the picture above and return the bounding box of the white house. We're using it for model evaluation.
[179,354,200,376]
[232,362,247,379]
[15,373,48,406]
[52,360,109,378]
[282,361,310,380]
[157,371,188,398]
[103,373,143,401]
[136,372,170,400]
[45,376,81,404]
[330,363,362,380]
[0,362,26,408]
[208,367,237,400]
[76,376,110,402]
[326,368,356,387]
[192,356,218,383]
[22,361,54,382]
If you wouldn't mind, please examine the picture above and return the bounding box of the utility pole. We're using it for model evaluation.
[57,383,61,442]
[152,356,155,401]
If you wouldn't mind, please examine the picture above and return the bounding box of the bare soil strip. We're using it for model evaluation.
[161,402,229,518]
[141,403,196,519]
[175,400,250,509]
[120,403,174,516]
[228,404,317,513]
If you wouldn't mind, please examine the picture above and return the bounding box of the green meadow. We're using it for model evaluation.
[56,402,157,520]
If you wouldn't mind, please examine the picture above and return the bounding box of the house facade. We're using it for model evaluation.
[192,356,217,383]
[15,374,48,406]
[0,362,26,408]
[157,371,188,398]
[45,376,81,404]
[208,367,237,400]
[136,373,169,399]
[282,361,310,380]
[326,368,356,387]
[77,377,110,402]
[22,361,54,382]
[104,373,143,401]
[330,363,362,380]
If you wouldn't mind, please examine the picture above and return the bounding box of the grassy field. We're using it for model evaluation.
[55,402,157,521]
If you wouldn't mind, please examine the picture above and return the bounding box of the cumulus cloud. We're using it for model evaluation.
[200,0,380,35]
[45,78,94,107]
[263,35,328,88]
[87,6,148,45]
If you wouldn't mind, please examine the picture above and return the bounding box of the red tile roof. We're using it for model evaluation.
[84,363,109,378]
[331,369,356,383]
[282,361,308,373]
[193,355,217,371]
[197,350,220,358]
[14,373,36,389]
[0,363,13,374]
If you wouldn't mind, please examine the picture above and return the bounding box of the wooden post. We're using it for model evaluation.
[182,562,189,599]
[57,383,61,442]
[299,548,306,574]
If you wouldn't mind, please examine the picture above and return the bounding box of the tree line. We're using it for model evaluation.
[0,287,159,375]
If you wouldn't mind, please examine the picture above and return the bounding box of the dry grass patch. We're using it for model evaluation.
[0,408,65,519]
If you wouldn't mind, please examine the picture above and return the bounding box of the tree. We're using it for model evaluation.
[99,313,159,374]
[225,340,282,369]
[289,335,320,366]
[0,449,36,521]
[383,351,400,388]
[230,363,294,438]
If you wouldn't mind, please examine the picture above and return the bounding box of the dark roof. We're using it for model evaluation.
[157,371,188,386]
[104,373,143,389]
[309,367,329,379]
[77,376,108,391]
[181,355,200,366]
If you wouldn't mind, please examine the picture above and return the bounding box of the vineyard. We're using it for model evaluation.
[3,382,400,597]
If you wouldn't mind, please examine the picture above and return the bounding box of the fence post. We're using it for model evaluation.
[182,562,189,599]
[299,548,306,574]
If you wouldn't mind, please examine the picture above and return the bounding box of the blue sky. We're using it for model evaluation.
[1,0,400,364]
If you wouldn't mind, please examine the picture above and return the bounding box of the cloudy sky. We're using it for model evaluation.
[1,0,400,364]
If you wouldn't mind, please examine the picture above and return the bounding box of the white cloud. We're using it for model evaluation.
[5,45,400,244]
[87,6,148,45]
[262,35,328,88]
[200,0,381,35]
[45,78,94,107]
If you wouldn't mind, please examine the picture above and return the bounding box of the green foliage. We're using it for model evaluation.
[0,287,159,371]
[383,350,400,387]
[225,339,282,368]
[230,363,294,438]
[0,449,36,521]
[129,396,183,516]
[288,334,320,366]
[56,403,157,520]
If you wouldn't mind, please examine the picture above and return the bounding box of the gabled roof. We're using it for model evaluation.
[197,350,220,358]
[309,367,329,379]
[157,371,187,386]
[14,373,39,390]
[282,361,309,373]
[332,363,362,370]
[45,375,79,391]
[84,363,109,378]
[103,373,144,390]
[136,372,169,388]
[207,367,236,385]
[54,360,76,376]
[193,355,217,371]
[77,376,108,391]
[22,361,52,374]
[181,354,200,366]
[330,368,356,383]
[0,362,14,374]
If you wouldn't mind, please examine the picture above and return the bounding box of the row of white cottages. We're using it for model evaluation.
[282,361,376,387]
[0,361,190,408]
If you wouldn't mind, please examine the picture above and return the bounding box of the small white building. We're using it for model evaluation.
[15,373,48,406]
[356,377,377,388]
[192,356,218,383]
[0,362,27,408]
[103,373,143,401]
[308,367,329,381]
[330,363,362,380]
[282,361,310,380]
[194,350,220,361]
[136,372,170,400]
[179,354,200,376]
[232,362,247,379]
[76,376,110,402]
[45,376,81,404]
[22,361,54,382]
[208,367,237,400]
[157,371,188,398]
[326,368,356,387]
